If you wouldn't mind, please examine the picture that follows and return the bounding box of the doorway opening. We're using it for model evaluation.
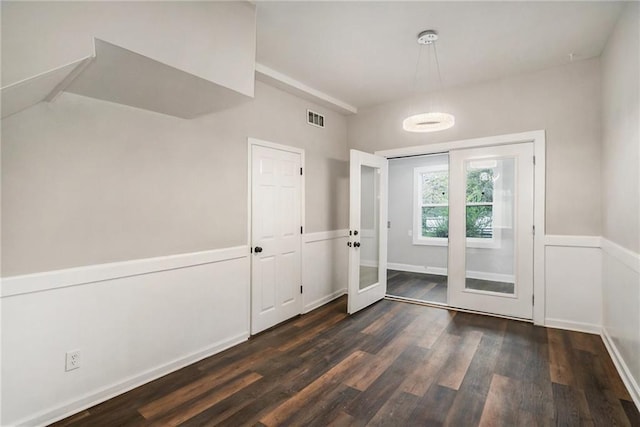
[347,130,545,323]
[387,153,451,305]
[384,143,535,320]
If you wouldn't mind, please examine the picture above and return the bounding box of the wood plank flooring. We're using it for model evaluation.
[387,270,516,304]
[53,297,639,426]
[387,270,448,304]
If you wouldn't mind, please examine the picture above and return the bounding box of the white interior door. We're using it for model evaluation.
[348,149,388,314]
[448,143,534,319]
[251,143,303,334]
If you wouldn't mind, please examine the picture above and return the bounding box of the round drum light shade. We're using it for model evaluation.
[402,112,455,132]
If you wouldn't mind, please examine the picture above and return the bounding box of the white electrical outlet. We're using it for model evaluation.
[65,350,81,371]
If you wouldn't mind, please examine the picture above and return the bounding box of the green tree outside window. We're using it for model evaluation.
[419,168,494,239]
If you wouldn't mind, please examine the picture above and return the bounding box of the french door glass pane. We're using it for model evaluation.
[465,157,515,295]
[422,171,448,204]
[422,206,449,237]
[466,205,493,238]
[360,165,380,289]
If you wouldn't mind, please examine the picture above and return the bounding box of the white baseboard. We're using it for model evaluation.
[18,333,249,427]
[360,260,379,268]
[544,318,602,335]
[387,262,514,283]
[602,327,640,409]
[388,262,446,276]
[467,270,515,283]
[303,288,346,314]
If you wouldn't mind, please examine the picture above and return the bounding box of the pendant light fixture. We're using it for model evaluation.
[403,30,455,133]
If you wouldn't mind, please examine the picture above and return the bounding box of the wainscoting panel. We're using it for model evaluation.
[302,230,348,313]
[601,238,640,408]
[1,247,250,426]
[544,236,602,333]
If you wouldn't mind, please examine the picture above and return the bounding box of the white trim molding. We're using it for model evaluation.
[375,129,546,158]
[23,333,248,427]
[302,229,349,313]
[544,319,602,335]
[600,237,640,410]
[601,238,640,273]
[303,289,346,314]
[255,63,357,115]
[388,262,446,276]
[387,262,514,283]
[602,328,640,409]
[1,245,249,298]
[544,235,602,248]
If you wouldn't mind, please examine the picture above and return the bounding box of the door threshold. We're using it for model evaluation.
[385,294,448,309]
[385,295,533,323]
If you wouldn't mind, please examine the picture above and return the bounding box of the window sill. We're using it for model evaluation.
[413,237,448,246]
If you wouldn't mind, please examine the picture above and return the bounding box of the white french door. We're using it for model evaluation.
[348,150,388,314]
[448,143,534,319]
[250,141,303,334]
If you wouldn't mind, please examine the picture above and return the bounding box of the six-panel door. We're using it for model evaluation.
[251,144,303,334]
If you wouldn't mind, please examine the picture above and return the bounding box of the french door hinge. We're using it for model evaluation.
[300,285,303,294]
[532,225,535,235]
[532,294,535,306]
[301,226,303,234]
[533,155,536,165]
[300,167,303,175]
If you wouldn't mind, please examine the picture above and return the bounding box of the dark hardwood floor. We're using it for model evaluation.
[387,270,448,304]
[53,297,639,427]
[387,270,517,304]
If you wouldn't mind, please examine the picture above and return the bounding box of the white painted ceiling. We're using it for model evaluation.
[256,1,624,109]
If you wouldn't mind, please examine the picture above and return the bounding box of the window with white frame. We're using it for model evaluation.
[413,164,449,246]
[413,161,502,248]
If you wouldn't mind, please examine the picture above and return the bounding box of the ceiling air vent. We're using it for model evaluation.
[307,109,325,128]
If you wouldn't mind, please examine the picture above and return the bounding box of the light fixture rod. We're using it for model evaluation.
[433,42,444,92]
[403,29,454,133]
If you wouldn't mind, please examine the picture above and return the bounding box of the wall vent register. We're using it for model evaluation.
[307,109,325,128]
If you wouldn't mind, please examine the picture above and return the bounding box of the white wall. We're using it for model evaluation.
[1,82,349,277]
[601,241,640,406]
[1,1,348,277]
[1,1,256,97]
[1,229,349,426]
[1,4,350,423]
[302,230,349,313]
[388,155,448,273]
[387,154,515,281]
[348,58,602,237]
[1,248,250,425]
[600,2,640,407]
[544,238,602,333]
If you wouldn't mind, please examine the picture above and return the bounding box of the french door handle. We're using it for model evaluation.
[254,246,263,253]
[347,242,352,247]
[353,242,361,248]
